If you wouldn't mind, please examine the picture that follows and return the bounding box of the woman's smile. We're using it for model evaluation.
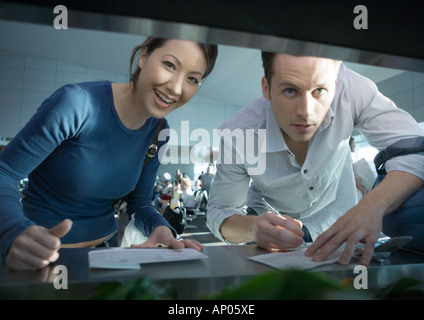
[154,88,177,109]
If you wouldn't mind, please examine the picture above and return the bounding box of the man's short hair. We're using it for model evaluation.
[261,51,342,87]
[261,51,275,86]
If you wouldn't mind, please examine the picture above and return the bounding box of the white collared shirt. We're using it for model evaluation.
[206,64,424,243]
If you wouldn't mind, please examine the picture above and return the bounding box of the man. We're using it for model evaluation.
[206,52,424,266]
[200,164,215,193]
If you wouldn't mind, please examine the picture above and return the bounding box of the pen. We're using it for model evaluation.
[261,197,306,245]
[261,197,281,216]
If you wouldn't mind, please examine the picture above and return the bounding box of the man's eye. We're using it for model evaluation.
[284,88,296,96]
[314,88,326,96]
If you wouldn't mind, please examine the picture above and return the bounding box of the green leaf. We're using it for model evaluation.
[374,277,424,300]
[210,269,370,300]
[88,276,174,300]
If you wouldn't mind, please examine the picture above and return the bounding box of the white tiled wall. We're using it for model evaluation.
[166,93,241,148]
[5,46,422,148]
[0,49,243,142]
[377,71,424,123]
[0,48,127,138]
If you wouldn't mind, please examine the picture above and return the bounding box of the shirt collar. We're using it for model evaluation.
[318,106,335,133]
[263,102,288,153]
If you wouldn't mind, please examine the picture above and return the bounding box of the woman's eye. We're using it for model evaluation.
[188,77,200,85]
[163,61,176,70]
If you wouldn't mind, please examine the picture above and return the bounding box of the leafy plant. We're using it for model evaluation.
[374,277,424,300]
[87,269,424,300]
[209,269,370,300]
[88,276,175,300]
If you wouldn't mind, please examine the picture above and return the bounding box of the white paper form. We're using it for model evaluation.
[249,247,342,270]
[88,248,207,269]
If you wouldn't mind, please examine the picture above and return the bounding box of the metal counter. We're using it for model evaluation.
[1,244,423,299]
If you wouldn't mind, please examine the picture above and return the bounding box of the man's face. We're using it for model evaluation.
[262,54,338,146]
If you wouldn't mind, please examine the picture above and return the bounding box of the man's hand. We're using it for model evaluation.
[255,212,304,250]
[130,225,204,251]
[305,171,424,265]
[6,219,73,270]
[305,202,383,265]
[221,211,304,250]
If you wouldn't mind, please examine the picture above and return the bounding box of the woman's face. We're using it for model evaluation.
[135,39,207,119]
[181,182,188,190]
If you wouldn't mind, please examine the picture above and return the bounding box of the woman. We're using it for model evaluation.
[0,38,218,270]
[181,177,196,208]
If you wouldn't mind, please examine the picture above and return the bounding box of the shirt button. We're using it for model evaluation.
[303,169,308,174]
[309,186,314,190]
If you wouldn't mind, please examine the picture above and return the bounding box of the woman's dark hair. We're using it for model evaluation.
[129,38,218,91]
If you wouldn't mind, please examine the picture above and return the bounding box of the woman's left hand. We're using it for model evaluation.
[130,225,204,251]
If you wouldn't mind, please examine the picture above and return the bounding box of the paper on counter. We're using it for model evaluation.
[88,247,207,269]
[249,247,342,270]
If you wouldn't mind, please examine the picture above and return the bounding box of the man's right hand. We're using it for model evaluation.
[5,219,72,270]
[255,211,305,250]
[221,211,304,249]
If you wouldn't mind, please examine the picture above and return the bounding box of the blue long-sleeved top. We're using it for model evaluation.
[0,81,174,258]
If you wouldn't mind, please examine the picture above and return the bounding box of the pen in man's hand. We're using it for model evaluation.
[261,197,306,244]
[261,197,281,216]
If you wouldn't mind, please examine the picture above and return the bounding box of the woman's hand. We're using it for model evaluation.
[6,219,72,270]
[130,225,204,251]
